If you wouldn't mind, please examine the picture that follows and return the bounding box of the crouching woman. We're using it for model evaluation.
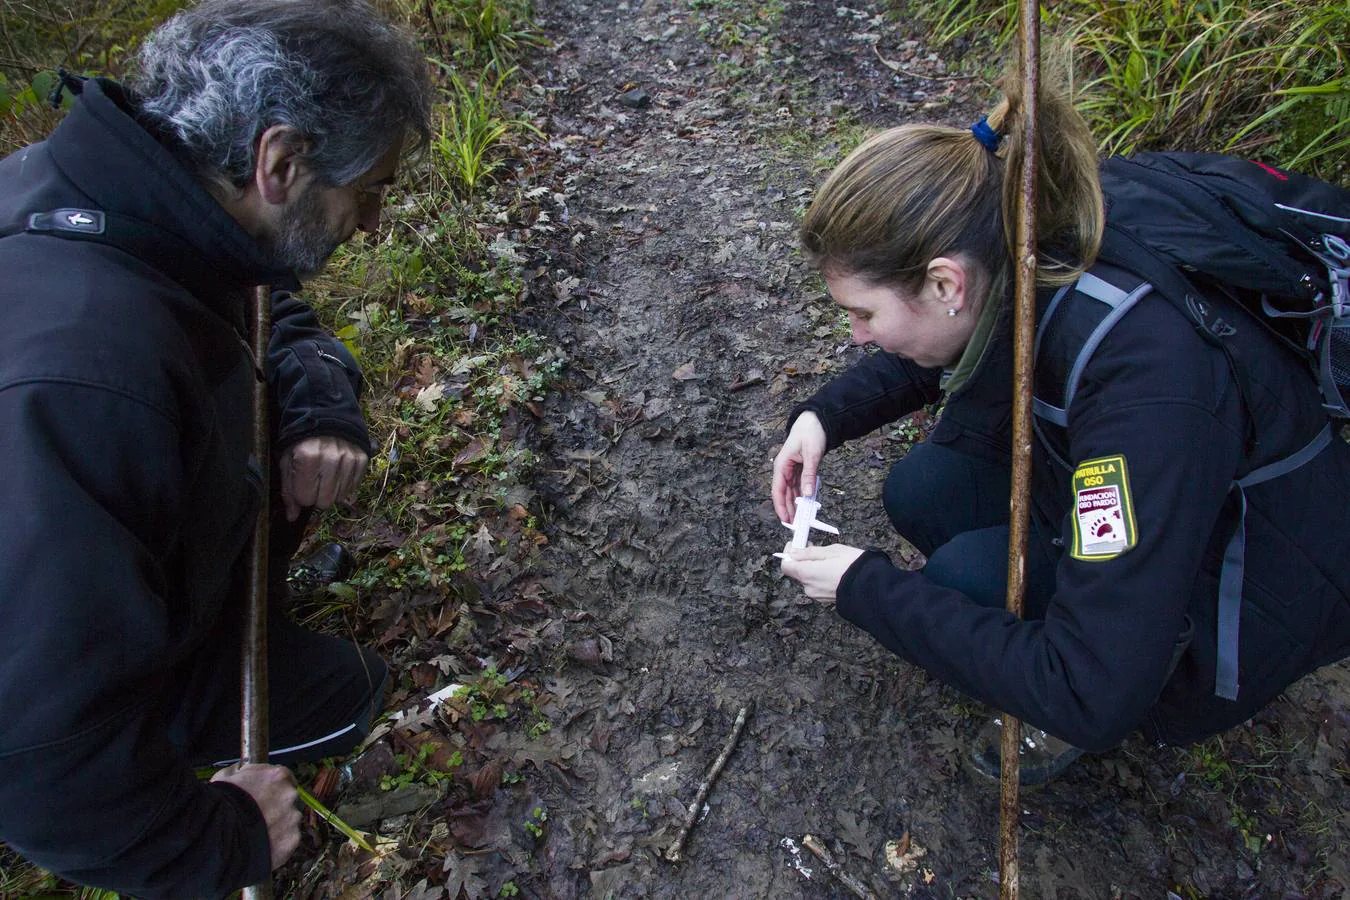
[772,60,1350,784]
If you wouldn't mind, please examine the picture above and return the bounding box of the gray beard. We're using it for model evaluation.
[267,187,343,280]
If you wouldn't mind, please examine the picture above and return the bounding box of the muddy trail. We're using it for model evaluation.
[483,2,1350,898]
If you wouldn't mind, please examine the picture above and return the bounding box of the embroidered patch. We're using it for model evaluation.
[1070,454,1137,561]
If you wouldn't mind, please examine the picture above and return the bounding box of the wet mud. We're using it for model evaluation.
[514,1,1350,897]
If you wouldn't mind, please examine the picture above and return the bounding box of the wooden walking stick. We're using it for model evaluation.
[242,284,274,900]
[1000,2,1041,898]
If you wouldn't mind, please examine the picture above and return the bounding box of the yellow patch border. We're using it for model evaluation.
[1069,454,1137,561]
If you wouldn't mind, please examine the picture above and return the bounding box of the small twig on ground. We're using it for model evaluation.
[663,701,753,863]
[0,57,48,75]
[801,834,879,900]
[728,374,766,393]
[873,43,984,82]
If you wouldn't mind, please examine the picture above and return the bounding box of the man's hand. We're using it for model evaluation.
[280,436,370,522]
[771,412,827,524]
[210,763,300,870]
[779,542,866,603]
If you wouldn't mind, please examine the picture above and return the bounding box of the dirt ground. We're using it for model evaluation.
[482,1,1350,898]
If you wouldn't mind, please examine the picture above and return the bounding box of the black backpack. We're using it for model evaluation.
[1102,152,1349,415]
[1033,152,1350,702]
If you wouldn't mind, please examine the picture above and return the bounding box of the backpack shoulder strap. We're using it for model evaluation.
[1033,262,1153,469]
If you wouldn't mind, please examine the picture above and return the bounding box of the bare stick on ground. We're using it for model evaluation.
[664,702,753,863]
[801,834,879,900]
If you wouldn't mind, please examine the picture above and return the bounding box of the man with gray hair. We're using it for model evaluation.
[0,1,430,895]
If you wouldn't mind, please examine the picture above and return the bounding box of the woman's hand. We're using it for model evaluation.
[779,543,866,603]
[771,412,827,523]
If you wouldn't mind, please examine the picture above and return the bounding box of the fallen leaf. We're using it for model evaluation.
[835,809,874,859]
[589,720,613,752]
[309,766,340,806]
[453,438,488,468]
[404,878,445,900]
[393,338,416,373]
[447,804,495,850]
[415,382,445,413]
[415,355,439,387]
[471,523,495,559]
[671,362,698,381]
[470,761,503,798]
[443,851,487,899]
[643,397,672,419]
[431,606,460,638]
[567,639,608,669]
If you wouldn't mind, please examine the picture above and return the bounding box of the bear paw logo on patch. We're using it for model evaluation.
[1089,509,1124,540]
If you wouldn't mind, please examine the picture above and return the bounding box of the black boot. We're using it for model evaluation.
[967,717,1084,787]
[288,542,354,586]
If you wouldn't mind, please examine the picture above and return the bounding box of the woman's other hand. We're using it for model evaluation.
[772,411,827,523]
[779,542,866,602]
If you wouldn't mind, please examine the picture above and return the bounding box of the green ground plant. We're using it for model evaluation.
[897,0,1349,186]
[431,0,544,73]
[687,0,786,83]
[690,0,785,51]
[433,64,540,197]
[521,804,547,838]
[381,741,465,790]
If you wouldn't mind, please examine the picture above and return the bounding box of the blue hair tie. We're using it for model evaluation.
[970,116,1003,153]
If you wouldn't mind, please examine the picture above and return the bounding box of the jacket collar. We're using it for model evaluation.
[43,78,299,303]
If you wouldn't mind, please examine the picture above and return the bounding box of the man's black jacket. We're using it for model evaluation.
[0,79,370,897]
[796,259,1350,751]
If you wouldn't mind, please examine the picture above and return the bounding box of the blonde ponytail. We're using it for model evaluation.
[801,46,1103,292]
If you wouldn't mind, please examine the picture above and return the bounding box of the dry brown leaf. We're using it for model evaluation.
[471,524,494,558]
[453,438,488,467]
[671,362,697,381]
[469,760,503,799]
[415,355,439,387]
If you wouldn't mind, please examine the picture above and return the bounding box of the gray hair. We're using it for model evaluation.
[131,0,432,189]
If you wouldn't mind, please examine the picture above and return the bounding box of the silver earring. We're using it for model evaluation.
[947,308,957,317]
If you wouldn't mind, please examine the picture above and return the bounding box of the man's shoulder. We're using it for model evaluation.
[0,235,222,403]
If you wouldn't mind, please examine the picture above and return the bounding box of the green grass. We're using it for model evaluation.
[896,0,1350,186]
[434,0,545,73]
[431,64,540,198]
